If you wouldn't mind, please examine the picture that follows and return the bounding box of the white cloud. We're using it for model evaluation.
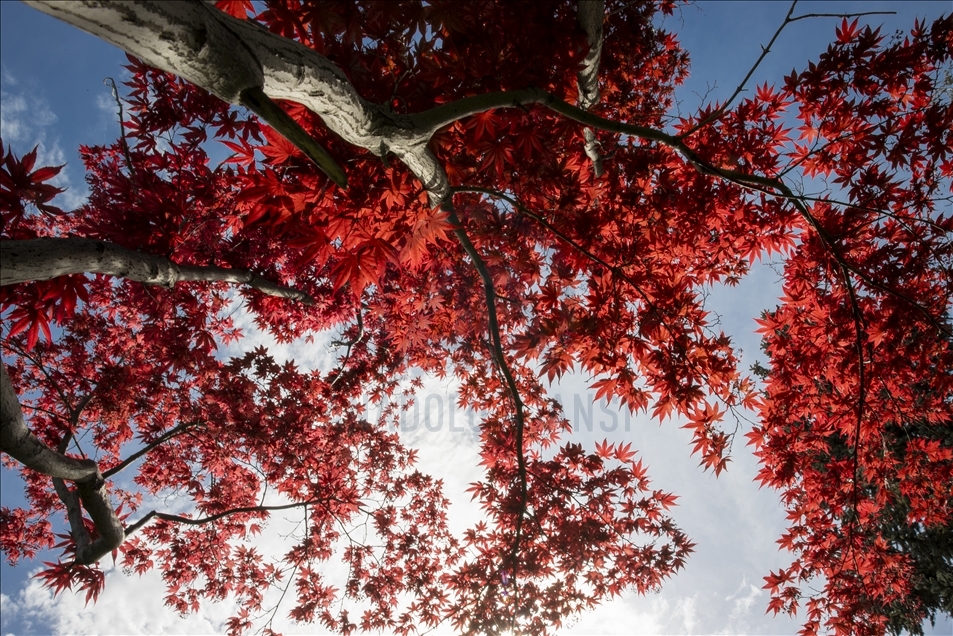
[218,296,341,374]
[3,563,238,636]
[0,68,87,211]
[0,94,28,142]
[564,594,666,635]
[0,88,56,144]
[678,596,698,633]
[729,584,763,624]
[1,66,17,87]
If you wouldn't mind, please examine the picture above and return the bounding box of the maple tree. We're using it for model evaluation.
[1,1,951,635]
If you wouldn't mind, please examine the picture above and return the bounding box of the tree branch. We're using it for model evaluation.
[238,86,347,188]
[2,364,98,482]
[1,238,313,303]
[1,341,77,423]
[103,77,136,179]
[124,498,326,537]
[51,430,93,563]
[26,1,446,194]
[789,11,896,21]
[1,363,124,564]
[53,476,92,557]
[102,420,201,479]
[68,483,125,566]
[413,86,678,148]
[330,306,365,388]
[443,199,529,590]
[576,0,605,177]
[26,0,346,187]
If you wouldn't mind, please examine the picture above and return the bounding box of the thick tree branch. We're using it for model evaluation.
[25,1,441,195]
[27,0,261,102]
[1,363,124,564]
[52,476,91,557]
[413,87,677,147]
[576,0,605,176]
[52,434,92,559]
[1,364,98,482]
[64,467,124,564]
[1,238,313,303]
[26,1,346,185]
[24,3,591,210]
[576,0,604,113]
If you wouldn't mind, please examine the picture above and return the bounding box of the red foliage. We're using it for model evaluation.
[746,16,953,635]
[1,2,950,635]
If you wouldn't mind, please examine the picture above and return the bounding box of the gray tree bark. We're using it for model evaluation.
[26,0,451,204]
[576,0,606,177]
[1,238,314,302]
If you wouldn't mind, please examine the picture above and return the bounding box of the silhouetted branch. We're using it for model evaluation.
[124,498,326,537]
[103,420,201,479]
[103,77,136,178]
[443,198,529,594]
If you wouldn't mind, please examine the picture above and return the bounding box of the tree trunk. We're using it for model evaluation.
[26,1,610,207]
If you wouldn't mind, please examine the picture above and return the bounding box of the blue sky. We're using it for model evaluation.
[2,2,951,635]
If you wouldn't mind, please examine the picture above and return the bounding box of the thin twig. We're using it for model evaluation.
[790,12,896,21]
[124,498,325,536]
[330,305,365,388]
[102,420,201,479]
[679,1,799,139]
[1,341,75,418]
[103,77,136,179]
[678,2,896,139]
[259,505,308,636]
